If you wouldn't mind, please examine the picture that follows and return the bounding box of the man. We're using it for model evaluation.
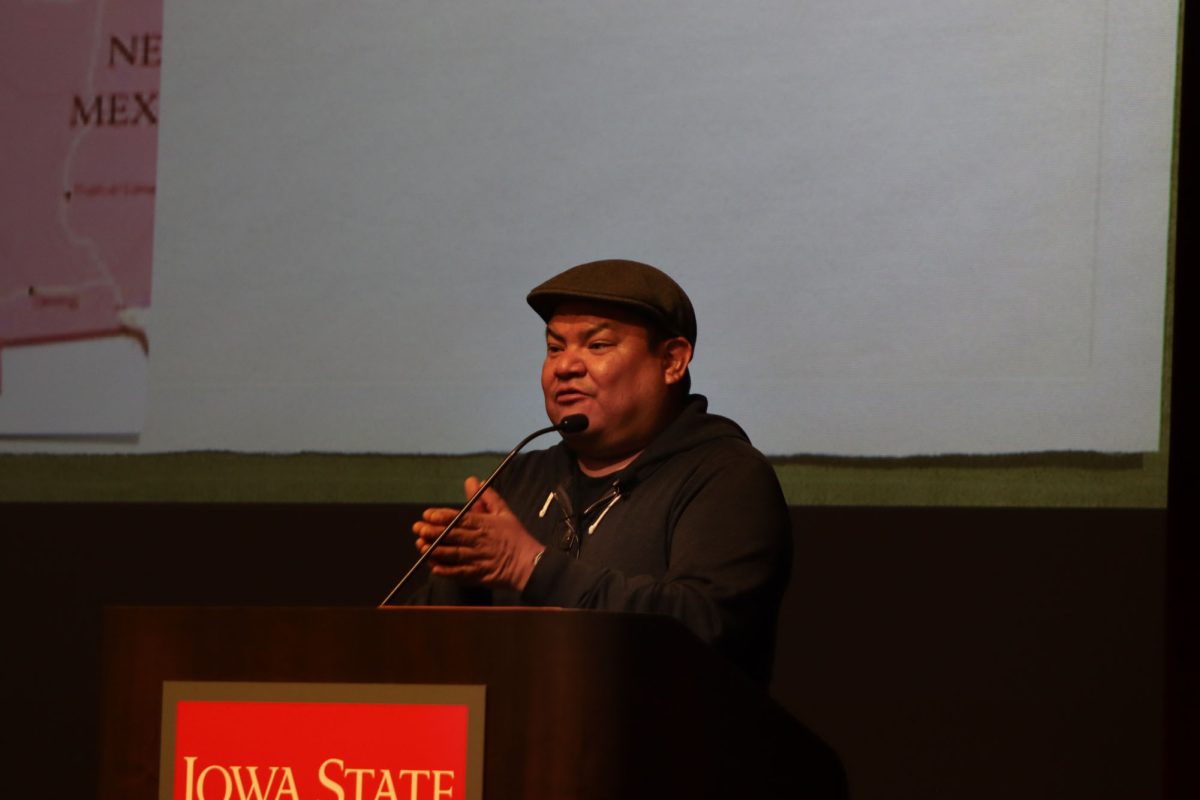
[411,259,792,686]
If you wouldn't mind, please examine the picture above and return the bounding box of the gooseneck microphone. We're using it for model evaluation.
[378,414,589,606]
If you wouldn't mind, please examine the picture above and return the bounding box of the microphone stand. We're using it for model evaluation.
[378,415,587,607]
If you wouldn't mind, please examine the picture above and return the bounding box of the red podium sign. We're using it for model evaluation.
[159,682,485,800]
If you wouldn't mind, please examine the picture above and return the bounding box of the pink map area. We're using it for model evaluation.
[0,0,161,390]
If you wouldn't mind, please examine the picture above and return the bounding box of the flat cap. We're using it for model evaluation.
[527,259,697,346]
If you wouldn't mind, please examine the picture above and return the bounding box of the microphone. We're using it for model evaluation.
[556,413,589,434]
[378,414,589,606]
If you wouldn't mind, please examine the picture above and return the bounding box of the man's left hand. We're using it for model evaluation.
[412,477,545,593]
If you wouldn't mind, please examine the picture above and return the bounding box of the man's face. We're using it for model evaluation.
[541,301,687,462]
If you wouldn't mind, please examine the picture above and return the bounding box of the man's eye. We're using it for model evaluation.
[546,343,563,354]
[588,341,613,351]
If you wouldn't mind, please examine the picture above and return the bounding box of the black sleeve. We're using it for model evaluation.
[403,574,495,607]
[519,454,791,685]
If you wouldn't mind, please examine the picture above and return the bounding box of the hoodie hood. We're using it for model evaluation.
[611,394,749,485]
[556,394,750,498]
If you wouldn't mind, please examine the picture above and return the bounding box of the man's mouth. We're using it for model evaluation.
[555,389,588,404]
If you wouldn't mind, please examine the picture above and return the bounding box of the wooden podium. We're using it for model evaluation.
[98,606,845,799]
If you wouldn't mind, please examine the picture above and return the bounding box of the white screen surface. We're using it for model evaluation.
[1,0,1177,455]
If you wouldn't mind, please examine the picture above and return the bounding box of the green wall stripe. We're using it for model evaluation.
[0,448,1167,507]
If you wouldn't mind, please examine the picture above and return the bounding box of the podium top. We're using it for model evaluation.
[99,606,845,799]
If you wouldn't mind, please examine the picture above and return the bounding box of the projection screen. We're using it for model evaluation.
[0,0,1179,457]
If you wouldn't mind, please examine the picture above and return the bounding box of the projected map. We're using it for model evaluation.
[0,0,161,433]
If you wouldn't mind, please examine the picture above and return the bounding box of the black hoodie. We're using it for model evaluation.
[413,395,792,686]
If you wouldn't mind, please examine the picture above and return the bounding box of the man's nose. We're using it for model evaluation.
[554,348,586,377]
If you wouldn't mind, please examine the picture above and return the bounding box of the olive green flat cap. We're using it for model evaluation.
[527,259,697,346]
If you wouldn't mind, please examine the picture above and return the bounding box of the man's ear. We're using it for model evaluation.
[661,337,693,385]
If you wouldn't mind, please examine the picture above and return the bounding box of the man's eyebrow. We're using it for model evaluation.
[545,322,616,341]
[582,322,615,338]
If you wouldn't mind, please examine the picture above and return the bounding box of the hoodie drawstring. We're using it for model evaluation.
[537,491,555,518]
[587,493,621,535]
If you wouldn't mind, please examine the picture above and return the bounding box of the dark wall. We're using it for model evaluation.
[776,507,1165,800]
[3,503,1167,799]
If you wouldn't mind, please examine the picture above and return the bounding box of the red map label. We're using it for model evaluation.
[0,0,161,391]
